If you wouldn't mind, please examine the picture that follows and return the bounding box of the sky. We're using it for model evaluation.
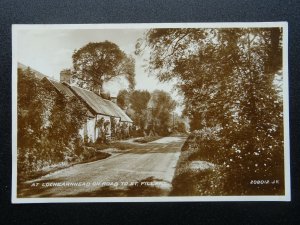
[16,28,183,114]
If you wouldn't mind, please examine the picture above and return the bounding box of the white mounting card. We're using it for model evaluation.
[12,22,290,203]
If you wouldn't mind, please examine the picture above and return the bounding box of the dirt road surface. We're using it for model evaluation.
[19,136,187,197]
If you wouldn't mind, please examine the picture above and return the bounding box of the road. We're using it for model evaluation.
[19,136,187,197]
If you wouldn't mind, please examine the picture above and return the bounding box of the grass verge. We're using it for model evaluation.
[134,136,161,143]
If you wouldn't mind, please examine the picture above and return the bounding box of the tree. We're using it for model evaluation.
[129,90,151,113]
[176,121,187,133]
[117,89,130,110]
[116,89,177,136]
[149,90,176,135]
[117,89,152,136]
[72,41,135,93]
[18,67,54,173]
[138,28,284,194]
[18,67,88,176]
[129,90,151,133]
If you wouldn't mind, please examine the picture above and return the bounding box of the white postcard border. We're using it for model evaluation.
[11,22,290,203]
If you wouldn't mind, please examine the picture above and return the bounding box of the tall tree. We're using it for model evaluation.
[72,41,135,93]
[129,90,151,132]
[138,27,284,194]
[149,90,176,135]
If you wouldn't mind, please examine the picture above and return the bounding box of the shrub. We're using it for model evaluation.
[17,68,87,180]
[111,142,136,150]
[172,126,284,196]
[80,146,96,160]
[134,136,161,143]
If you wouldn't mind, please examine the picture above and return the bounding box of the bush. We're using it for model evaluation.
[171,127,284,196]
[80,146,96,160]
[17,68,88,181]
[134,136,161,143]
[79,147,111,163]
[111,142,136,150]
[171,168,224,196]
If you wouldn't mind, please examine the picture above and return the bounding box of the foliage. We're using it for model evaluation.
[17,67,89,180]
[116,89,130,109]
[134,136,161,143]
[148,90,176,135]
[129,90,151,113]
[72,41,135,93]
[96,117,105,129]
[171,168,224,196]
[17,68,55,174]
[77,146,111,162]
[47,94,87,154]
[18,68,50,143]
[175,121,187,133]
[173,130,284,195]
[117,89,177,136]
[110,117,117,137]
[111,142,137,150]
[130,90,151,133]
[138,28,284,194]
[117,89,151,135]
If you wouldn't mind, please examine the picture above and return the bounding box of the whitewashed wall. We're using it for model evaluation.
[86,117,96,142]
[78,117,96,142]
[78,116,133,143]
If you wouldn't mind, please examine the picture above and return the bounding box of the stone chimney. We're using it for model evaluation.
[60,69,72,84]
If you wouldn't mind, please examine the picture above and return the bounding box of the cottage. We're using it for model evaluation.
[18,63,133,143]
[68,84,133,142]
[41,78,133,142]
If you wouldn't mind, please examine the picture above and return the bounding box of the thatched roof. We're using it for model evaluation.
[42,77,94,118]
[69,85,133,123]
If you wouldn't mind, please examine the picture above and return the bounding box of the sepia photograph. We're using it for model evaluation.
[12,23,290,203]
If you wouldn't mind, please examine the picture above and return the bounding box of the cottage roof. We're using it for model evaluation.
[46,78,75,97]
[104,99,133,123]
[69,85,133,123]
[42,77,95,118]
